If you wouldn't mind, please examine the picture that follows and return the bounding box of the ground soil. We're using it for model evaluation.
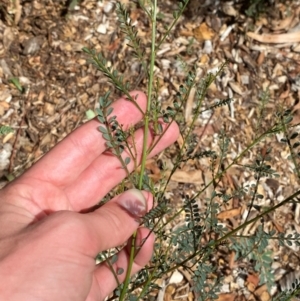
[1,0,300,300]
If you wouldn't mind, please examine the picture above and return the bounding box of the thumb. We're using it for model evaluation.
[84,189,152,255]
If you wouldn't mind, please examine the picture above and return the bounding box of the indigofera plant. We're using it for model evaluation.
[83,1,300,300]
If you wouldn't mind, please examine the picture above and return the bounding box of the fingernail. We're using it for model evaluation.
[117,189,147,218]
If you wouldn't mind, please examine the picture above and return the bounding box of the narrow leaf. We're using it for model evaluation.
[110,254,118,264]
[98,126,108,134]
[293,142,300,148]
[82,47,91,54]
[102,134,110,141]
[290,132,298,140]
[107,107,113,116]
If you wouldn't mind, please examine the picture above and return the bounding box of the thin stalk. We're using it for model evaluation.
[90,53,144,116]
[119,1,157,300]
[156,0,189,50]
[242,153,266,235]
[123,186,300,291]
[138,0,157,189]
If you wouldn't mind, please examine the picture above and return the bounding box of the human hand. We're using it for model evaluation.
[0,91,179,301]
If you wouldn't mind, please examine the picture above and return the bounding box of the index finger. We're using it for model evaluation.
[23,91,147,187]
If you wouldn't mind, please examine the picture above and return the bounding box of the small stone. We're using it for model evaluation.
[103,2,114,13]
[169,270,183,284]
[241,75,249,85]
[203,40,213,54]
[0,143,12,171]
[96,24,107,34]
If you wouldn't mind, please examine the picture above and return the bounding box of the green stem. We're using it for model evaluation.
[156,0,189,50]
[121,187,300,291]
[119,2,157,300]
[138,0,157,189]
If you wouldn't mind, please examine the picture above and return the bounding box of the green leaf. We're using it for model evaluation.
[0,125,13,135]
[107,107,113,116]
[99,97,104,107]
[95,108,103,116]
[110,254,118,264]
[104,90,111,100]
[82,47,91,54]
[124,157,131,165]
[102,134,110,141]
[293,142,300,148]
[98,126,108,134]
[290,132,298,140]
[85,109,96,120]
[284,115,293,124]
[262,253,272,263]
[97,115,105,123]
[9,77,24,93]
[67,0,79,10]
[106,141,113,148]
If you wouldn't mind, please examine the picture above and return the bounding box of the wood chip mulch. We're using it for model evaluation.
[1,0,300,300]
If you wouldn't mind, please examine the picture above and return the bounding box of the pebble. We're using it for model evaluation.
[169,270,183,284]
[0,143,12,171]
[96,24,107,34]
[203,40,213,54]
[103,2,114,13]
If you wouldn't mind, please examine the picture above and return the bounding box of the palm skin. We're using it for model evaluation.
[0,91,179,301]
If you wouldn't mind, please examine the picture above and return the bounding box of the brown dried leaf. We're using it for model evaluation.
[217,208,241,220]
[247,273,260,289]
[193,23,215,42]
[229,81,244,95]
[166,170,203,185]
[216,293,236,301]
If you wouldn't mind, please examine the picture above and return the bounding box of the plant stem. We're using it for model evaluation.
[138,0,157,189]
[156,0,189,50]
[119,1,157,300]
